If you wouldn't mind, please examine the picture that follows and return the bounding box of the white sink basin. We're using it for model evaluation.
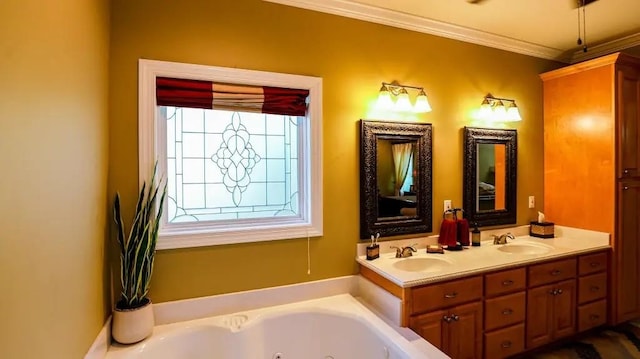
[392,257,453,272]
[496,242,553,255]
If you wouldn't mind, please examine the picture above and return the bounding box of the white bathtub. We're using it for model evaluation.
[106,294,442,359]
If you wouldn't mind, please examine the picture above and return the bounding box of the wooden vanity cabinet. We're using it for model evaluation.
[525,258,577,349]
[526,279,577,348]
[541,53,640,325]
[577,251,609,331]
[408,276,483,359]
[483,267,527,359]
[360,250,610,358]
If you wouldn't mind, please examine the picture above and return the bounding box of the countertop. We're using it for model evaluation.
[356,225,610,288]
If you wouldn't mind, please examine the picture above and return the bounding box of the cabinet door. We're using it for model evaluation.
[617,65,640,178]
[409,309,446,351]
[526,284,554,349]
[447,301,483,359]
[552,279,577,340]
[616,181,640,322]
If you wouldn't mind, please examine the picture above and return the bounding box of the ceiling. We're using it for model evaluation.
[265,0,640,63]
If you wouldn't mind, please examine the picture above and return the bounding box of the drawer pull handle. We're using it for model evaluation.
[550,289,557,295]
[557,289,563,295]
[624,169,630,174]
[502,280,514,286]
[444,292,458,299]
[624,186,629,190]
[590,262,600,268]
[550,270,562,276]
[590,286,600,292]
[590,314,600,321]
[502,309,514,315]
[452,314,460,321]
[501,341,512,349]
[443,315,452,323]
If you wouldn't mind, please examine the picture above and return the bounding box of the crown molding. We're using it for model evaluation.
[264,0,566,61]
[570,32,640,63]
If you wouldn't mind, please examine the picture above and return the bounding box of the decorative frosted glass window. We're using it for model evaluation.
[139,60,323,249]
[163,107,300,222]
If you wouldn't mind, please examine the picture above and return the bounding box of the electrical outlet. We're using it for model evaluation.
[444,200,452,212]
[528,196,535,209]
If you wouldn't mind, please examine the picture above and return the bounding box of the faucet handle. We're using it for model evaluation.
[390,246,402,258]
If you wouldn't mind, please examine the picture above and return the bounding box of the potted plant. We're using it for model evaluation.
[111,167,166,344]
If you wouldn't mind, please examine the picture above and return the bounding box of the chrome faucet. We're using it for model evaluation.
[390,244,417,258]
[493,233,515,245]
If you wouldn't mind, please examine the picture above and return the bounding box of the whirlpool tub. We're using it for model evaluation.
[105,294,442,359]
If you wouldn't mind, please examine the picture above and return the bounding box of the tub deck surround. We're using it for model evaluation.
[151,275,358,325]
[356,225,610,288]
[105,294,448,359]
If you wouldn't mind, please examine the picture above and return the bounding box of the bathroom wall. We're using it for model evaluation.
[109,0,562,303]
[0,0,110,358]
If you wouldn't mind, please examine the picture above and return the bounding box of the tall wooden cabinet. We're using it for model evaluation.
[541,53,640,324]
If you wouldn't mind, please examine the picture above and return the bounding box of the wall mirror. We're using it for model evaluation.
[360,120,433,239]
[463,127,517,227]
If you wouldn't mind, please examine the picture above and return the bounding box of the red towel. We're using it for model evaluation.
[438,218,458,247]
[456,218,470,246]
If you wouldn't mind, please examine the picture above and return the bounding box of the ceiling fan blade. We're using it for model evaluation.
[571,0,599,8]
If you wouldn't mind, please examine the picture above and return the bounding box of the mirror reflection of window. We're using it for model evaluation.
[392,142,413,196]
[477,143,506,211]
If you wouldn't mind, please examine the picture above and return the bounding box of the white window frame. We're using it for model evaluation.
[139,59,323,250]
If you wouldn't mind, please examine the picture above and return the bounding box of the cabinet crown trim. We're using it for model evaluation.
[540,53,640,81]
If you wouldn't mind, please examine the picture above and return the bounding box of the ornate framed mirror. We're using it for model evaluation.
[360,120,433,239]
[462,127,517,227]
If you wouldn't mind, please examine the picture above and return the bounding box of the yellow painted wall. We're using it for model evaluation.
[0,0,110,357]
[109,0,561,303]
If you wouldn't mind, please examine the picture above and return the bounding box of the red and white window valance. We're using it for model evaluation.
[156,77,309,116]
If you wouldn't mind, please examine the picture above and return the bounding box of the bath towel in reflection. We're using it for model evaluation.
[438,218,458,247]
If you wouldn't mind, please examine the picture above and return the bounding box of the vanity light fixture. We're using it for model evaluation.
[478,93,522,122]
[376,82,432,113]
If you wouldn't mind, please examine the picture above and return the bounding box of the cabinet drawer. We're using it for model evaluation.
[411,276,482,313]
[528,258,577,287]
[485,291,526,331]
[485,267,526,297]
[484,323,525,359]
[578,272,607,304]
[578,251,608,275]
[578,299,607,332]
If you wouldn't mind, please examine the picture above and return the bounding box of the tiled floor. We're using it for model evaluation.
[518,321,640,359]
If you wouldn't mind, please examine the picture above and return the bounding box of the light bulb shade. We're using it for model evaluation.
[479,98,492,120]
[376,85,394,110]
[506,102,522,122]
[394,88,412,112]
[493,100,508,121]
[414,90,432,113]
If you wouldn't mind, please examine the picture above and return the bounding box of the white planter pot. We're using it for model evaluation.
[111,300,154,344]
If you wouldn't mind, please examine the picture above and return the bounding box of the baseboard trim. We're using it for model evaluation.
[84,316,111,359]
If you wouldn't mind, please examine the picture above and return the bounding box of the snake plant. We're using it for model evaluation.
[113,166,167,310]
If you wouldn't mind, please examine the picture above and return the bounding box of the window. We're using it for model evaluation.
[139,59,323,249]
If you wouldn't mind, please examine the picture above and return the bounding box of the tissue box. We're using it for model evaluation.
[530,221,554,238]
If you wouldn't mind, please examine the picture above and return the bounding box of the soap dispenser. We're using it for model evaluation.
[471,222,481,246]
